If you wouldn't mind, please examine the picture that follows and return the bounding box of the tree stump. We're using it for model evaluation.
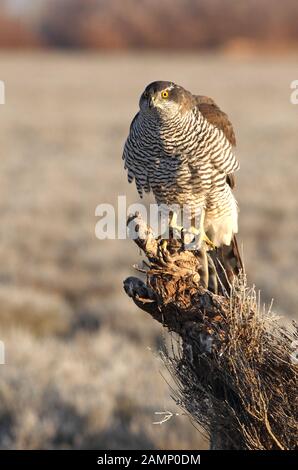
[123,213,298,450]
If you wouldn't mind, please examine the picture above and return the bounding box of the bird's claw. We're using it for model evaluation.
[202,234,217,250]
[186,226,216,251]
[157,238,172,263]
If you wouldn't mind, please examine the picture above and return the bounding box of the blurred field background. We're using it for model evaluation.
[0,0,297,450]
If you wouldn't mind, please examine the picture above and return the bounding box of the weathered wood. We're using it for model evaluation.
[123,213,298,450]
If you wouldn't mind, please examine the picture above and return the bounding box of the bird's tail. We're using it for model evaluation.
[209,235,243,293]
[220,235,243,277]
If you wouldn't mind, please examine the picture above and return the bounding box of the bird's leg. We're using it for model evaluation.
[188,226,216,250]
[158,208,216,256]
[187,210,217,251]
[158,211,183,255]
[168,211,183,237]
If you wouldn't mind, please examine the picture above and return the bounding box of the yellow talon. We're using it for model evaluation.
[167,212,217,250]
[160,239,168,251]
[186,226,216,250]
[202,234,216,250]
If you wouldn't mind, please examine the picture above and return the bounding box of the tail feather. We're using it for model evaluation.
[209,235,243,294]
[221,235,243,276]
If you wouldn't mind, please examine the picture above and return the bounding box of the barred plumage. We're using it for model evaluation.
[123,81,240,250]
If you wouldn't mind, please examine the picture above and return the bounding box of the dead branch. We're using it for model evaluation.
[123,213,298,450]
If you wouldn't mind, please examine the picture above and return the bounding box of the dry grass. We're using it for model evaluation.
[0,51,297,449]
[162,277,298,449]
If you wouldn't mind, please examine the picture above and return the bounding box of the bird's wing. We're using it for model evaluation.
[129,112,139,133]
[195,95,236,146]
[195,95,241,272]
[123,112,151,197]
[195,95,237,187]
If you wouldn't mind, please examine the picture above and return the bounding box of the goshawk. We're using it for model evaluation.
[123,81,242,282]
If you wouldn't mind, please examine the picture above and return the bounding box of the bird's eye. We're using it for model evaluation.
[161,90,169,99]
[143,91,148,99]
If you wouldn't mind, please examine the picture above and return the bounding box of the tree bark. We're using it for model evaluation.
[123,213,298,450]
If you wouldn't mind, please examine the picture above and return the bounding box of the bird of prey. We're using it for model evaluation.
[123,81,242,287]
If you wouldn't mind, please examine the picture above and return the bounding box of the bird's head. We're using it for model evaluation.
[139,81,194,118]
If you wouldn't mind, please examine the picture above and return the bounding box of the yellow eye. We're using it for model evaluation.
[161,90,169,99]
